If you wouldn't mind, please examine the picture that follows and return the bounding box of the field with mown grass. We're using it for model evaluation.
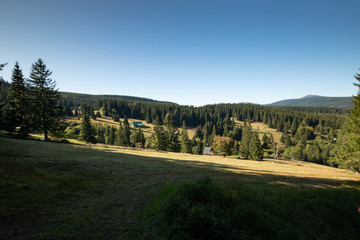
[1,134,360,239]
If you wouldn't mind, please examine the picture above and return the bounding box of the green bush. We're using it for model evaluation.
[142,178,360,240]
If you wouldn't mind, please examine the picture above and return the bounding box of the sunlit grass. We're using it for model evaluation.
[1,135,359,239]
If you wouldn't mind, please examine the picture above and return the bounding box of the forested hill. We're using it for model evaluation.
[268,95,353,109]
[60,91,177,106]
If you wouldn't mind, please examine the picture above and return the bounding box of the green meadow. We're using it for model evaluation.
[1,135,360,239]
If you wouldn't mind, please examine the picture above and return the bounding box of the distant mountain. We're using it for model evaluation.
[268,95,353,109]
[60,92,177,105]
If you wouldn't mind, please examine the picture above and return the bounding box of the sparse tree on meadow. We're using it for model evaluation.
[28,59,61,141]
[104,125,115,145]
[122,116,131,146]
[164,113,180,152]
[0,63,7,129]
[151,116,167,151]
[180,121,192,153]
[79,113,95,143]
[130,127,145,148]
[249,131,263,160]
[239,122,252,159]
[6,62,30,137]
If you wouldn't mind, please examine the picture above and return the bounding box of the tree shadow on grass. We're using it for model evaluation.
[76,144,360,189]
[1,137,360,240]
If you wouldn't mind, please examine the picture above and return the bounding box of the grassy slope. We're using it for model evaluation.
[1,136,360,239]
[268,95,353,109]
[234,119,283,143]
[65,116,198,138]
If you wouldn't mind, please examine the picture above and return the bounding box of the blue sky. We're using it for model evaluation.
[1,0,360,106]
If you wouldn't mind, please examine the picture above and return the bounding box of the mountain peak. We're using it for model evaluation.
[268,95,353,109]
[302,94,320,99]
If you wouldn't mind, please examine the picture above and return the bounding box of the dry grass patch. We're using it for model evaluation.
[234,119,283,143]
[88,143,360,187]
[65,116,197,138]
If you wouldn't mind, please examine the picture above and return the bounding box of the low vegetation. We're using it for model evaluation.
[136,177,360,240]
[1,135,360,239]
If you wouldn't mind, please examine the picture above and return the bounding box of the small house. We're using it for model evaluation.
[203,147,212,155]
[132,121,145,128]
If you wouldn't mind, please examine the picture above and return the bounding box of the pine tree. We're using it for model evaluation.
[122,116,131,146]
[261,134,269,149]
[210,125,216,144]
[137,127,146,147]
[130,127,145,148]
[164,113,180,152]
[28,59,61,141]
[192,138,203,155]
[115,123,125,146]
[193,124,203,140]
[151,116,167,151]
[5,62,30,136]
[0,63,7,129]
[79,114,95,143]
[104,125,115,145]
[239,122,252,159]
[285,134,292,148]
[180,121,192,153]
[249,131,263,160]
[330,68,360,172]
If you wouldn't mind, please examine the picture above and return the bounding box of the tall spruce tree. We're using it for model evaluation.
[122,116,131,146]
[0,63,7,92]
[115,123,125,146]
[28,59,61,141]
[164,113,180,152]
[249,131,263,160]
[239,122,252,159]
[79,113,95,143]
[0,63,7,129]
[151,116,167,151]
[130,127,145,147]
[104,125,115,145]
[330,68,360,172]
[6,62,29,136]
[180,121,192,153]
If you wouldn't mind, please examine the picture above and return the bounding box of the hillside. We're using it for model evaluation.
[1,136,360,239]
[268,95,353,109]
[60,91,177,106]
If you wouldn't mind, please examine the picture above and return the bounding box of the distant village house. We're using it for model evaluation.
[132,121,145,128]
[203,147,212,155]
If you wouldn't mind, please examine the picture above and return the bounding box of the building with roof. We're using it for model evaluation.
[132,121,145,128]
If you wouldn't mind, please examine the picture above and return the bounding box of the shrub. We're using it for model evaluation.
[143,178,360,240]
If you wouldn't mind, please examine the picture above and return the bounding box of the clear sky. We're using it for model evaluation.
[1,0,360,106]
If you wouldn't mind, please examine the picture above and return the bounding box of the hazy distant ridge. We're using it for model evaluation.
[268,95,353,109]
[60,92,177,105]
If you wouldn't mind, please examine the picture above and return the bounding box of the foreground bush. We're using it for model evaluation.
[140,178,360,240]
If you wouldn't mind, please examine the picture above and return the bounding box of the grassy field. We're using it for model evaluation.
[1,135,360,239]
[233,119,283,143]
[65,116,197,138]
